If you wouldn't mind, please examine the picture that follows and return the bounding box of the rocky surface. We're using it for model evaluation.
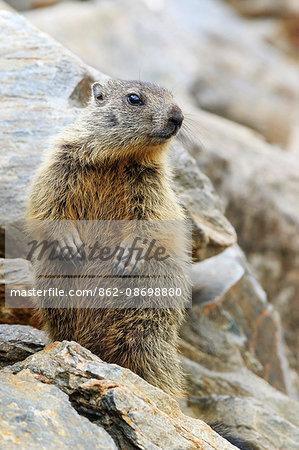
[1,340,237,449]
[172,144,236,260]
[0,258,37,328]
[182,357,299,427]
[4,0,60,11]
[1,337,298,449]
[0,324,46,367]
[185,394,299,450]
[0,0,12,10]
[184,108,299,392]
[0,259,33,286]
[0,10,100,229]
[225,0,299,17]
[0,370,117,450]
[181,245,294,397]
[1,3,299,449]
[180,353,299,448]
[224,0,299,77]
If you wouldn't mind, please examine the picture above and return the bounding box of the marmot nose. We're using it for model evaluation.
[168,110,184,130]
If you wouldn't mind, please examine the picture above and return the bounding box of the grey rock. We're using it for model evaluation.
[225,0,299,17]
[0,258,36,327]
[0,0,13,10]
[181,357,299,429]
[172,144,236,260]
[187,107,299,392]
[0,371,116,449]
[184,245,295,397]
[4,340,236,449]
[0,10,101,228]
[190,245,245,305]
[188,395,299,450]
[0,258,33,286]
[0,324,47,367]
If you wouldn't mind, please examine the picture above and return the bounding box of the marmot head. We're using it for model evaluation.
[86,79,183,158]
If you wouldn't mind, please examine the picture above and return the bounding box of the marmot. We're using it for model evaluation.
[26,79,190,396]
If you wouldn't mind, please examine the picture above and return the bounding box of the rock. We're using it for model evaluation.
[0,371,116,449]
[185,107,299,393]
[181,357,299,429]
[0,258,38,327]
[180,315,248,374]
[0,10,236,261]
[0,10,101,229]
[277,16,299,59]
[0,0,13,10]
[0,257,34,311]
[0,324,46,367]
[0,258,33,287]
[181,245,295,397]
[5,0,62,12]
[3,340,236,449]
[0,303,37,328]
[225,0,299,17]
[187,395,299,450]
[1,6,298,447]
[172,144,236,260]
[224,1,299,75]
[24,0,299,146]
[223,0,299,70]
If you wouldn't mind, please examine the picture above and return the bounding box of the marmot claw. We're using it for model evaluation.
[112,241,144,277]
[56,228,85,265]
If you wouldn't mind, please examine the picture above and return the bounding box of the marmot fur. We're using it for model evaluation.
[26,79,189,396]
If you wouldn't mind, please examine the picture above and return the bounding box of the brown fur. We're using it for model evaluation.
[26,79,189,395]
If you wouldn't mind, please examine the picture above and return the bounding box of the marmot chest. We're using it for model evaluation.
[74,161,169,220]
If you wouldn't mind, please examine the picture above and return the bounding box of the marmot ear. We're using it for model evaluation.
[92,82,105,104]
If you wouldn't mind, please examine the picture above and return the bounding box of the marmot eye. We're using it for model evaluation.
[127,93,143,106]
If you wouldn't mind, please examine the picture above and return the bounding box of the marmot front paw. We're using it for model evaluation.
[56,228,85,265]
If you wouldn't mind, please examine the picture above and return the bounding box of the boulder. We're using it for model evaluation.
[4,0,61,11]
[2,340,237,449]
[181,245,295,397]
[2,337,298,449]
[0,0,13,10]
[185,107,299,393]
[172,144,236,260]
[224,0,299,17]
[186,395,299,450]
[0,371,117,449]
[0,10,101,230]
[181,357,299,429]
[0,258,37,327]
[224,0,299,77]
[0,324,46,367]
